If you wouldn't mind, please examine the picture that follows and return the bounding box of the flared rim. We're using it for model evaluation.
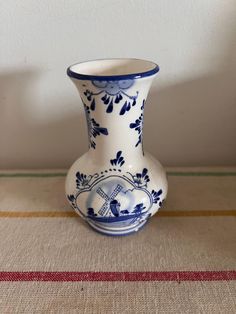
[67,58,159,81]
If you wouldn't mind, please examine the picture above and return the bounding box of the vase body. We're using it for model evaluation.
[65,59,168,236]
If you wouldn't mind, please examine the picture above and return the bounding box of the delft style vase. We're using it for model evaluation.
[65,58,168,236]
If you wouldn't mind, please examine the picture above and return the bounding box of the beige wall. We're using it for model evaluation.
[1,0,236,169]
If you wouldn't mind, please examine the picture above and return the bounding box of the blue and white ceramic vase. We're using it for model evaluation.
[65,58,168,236]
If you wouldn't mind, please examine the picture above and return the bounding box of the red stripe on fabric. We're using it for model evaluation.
[0,271,235,282]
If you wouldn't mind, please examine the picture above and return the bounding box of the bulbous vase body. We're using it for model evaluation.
[65,59,168,236]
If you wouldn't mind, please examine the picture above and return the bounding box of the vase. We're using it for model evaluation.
[65,58,168,236]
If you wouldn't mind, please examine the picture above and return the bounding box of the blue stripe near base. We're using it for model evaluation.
[86,219,148,236]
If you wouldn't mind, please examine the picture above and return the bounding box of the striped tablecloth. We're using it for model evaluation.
[0,168,235,313]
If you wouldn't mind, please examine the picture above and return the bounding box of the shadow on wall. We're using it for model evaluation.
[1,17,236,169]
[145,18,236,166]
[0,69,87,169]
[146,70,236,166]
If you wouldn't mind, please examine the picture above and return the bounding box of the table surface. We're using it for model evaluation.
[0,167,235,313]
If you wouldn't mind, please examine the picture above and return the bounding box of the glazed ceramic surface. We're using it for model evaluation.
[65,58,168,236]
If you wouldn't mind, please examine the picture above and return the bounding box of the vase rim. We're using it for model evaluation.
[67,58,159,81]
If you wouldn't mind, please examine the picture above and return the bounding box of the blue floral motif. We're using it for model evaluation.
[67,194,75,202]
[141,99,145,110]
[83,102,108,149]
[151,189,163,203]
[83,80,138,115]
[110,151,125,167]
[93,80,134,94]
[84,91,96,111]
[133,203,146,214]
[76,172,90,188]
[67,194,77,210]
[128,168,150,188]
[76,171,99,189]
[130,113,144,147]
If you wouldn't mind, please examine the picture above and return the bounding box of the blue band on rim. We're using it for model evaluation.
[67,59,160,81]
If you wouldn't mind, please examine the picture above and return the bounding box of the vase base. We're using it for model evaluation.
[86,219,148,236]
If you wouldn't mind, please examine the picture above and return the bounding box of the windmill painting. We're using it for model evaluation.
[86,183,150,227]
[96,184,123,216]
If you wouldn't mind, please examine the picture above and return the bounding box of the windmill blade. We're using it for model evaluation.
[96,187,110,201]
[109,184,123,200]
[97,184,123,216]
[98,202,109,216]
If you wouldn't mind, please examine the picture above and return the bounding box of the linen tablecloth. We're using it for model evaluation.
[0,167,235,313]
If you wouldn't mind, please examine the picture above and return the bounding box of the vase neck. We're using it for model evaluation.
[72,76,155,164]
[85,99,145,161]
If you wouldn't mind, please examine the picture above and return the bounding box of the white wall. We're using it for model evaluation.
[1,0,236,169]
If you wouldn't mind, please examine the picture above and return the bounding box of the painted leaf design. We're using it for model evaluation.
[120,101,127,115]
[90,99,95,111]
[106,101,113,113]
